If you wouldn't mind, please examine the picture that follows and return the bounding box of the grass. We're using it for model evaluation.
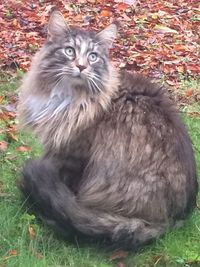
[0,76,199,267]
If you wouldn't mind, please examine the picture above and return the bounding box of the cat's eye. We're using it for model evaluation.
[65,47,75,58]
[88,53,98,63]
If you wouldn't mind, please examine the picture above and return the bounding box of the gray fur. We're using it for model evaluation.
[18,11,198,249]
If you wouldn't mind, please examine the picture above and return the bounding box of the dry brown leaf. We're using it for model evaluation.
[100,9,110,17]
[110,250,128,260]
[154,25,178,34]
[6,132,18,142]
[5,155,17,161]
[117,261,126,267]
[0,111,9,120]
[185,89,193,97]
[28,226,36,239]
[0,141,8,152]
[12,18,18,26]
[73,14,83,22]
[176,65,185,73]
[166,80,176,86]
[16,146,32,152]
[117,3,129,11]
[34,252,44,260]
[9,249,17,256]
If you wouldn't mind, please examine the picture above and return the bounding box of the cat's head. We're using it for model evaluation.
[37,11,118,95]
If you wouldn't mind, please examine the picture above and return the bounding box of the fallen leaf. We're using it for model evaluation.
[176,65,185,73]
[6,132,18,142]
[110,250,128,260]
[0,141,8,152]
[121,13,132,21]
[166,80,176,86]
[124,0,137,6]
[153,255,163,265]
[100,9,110,17]
[117,3,129,11]
[0,111,9,120]
[185,89,193,97]
[163,64,172,74]
[73,14,83,22]
[9,249,17,256]
[16,146,32,152]
[119,62,126,68]
[154,25,178,34]
[5,155,17,161]
[13,18,18,26]
[28,226,36,239]
[187,64,200,73]
[7,124,17,132]
[0,110,16,120]
[34,252,44,259]
[117,261,126,267]
[187,112,200,117]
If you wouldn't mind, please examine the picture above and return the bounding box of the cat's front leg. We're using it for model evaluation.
[41,150,86,194]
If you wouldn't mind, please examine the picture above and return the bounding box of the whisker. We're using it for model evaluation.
[86,73,105,92]
[87,78,96,94]
[53,74,65,88]
[87,77,104,95]
[31,75,66,123]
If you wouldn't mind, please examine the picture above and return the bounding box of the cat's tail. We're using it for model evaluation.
[19,159,167,249]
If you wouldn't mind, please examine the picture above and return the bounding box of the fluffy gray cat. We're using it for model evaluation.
[18,11,198,249]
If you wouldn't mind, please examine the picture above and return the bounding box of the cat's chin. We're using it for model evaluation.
[68,75,87,89]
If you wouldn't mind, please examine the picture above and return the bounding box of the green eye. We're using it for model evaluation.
[88,53,98,62]
[65,47,75,57]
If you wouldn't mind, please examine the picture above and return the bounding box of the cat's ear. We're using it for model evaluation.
[96,24,118,48]
[48,11,70,41]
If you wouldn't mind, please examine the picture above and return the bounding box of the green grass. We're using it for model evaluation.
[0,77,200,267]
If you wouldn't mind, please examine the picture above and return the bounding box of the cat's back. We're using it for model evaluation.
[108,71,196,181]
[114,71,176,124]
[110,71,189,139]
[90,71,197,219]
[108,72,197,216]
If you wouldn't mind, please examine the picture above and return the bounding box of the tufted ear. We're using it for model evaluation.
[96,23,118,48]
[48,11,70,41]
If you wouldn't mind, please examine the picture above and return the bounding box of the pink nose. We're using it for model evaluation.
[76,65,87,72]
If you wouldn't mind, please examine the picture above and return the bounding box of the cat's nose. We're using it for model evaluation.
[76,65,87,72]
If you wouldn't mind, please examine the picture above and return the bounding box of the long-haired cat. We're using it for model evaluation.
[18,11,198,249]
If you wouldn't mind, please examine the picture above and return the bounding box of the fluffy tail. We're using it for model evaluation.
[19,159,166,249]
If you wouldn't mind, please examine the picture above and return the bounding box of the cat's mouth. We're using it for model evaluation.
[72,73,84,79]
[65,69,102,94]
[73,70,87,77]
[68,72,88,88]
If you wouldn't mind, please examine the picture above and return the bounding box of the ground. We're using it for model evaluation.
[0,0,200,266]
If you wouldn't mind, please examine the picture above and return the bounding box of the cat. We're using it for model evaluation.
[18,10,198,249]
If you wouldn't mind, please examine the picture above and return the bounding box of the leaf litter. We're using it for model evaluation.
[0,0,199,85]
